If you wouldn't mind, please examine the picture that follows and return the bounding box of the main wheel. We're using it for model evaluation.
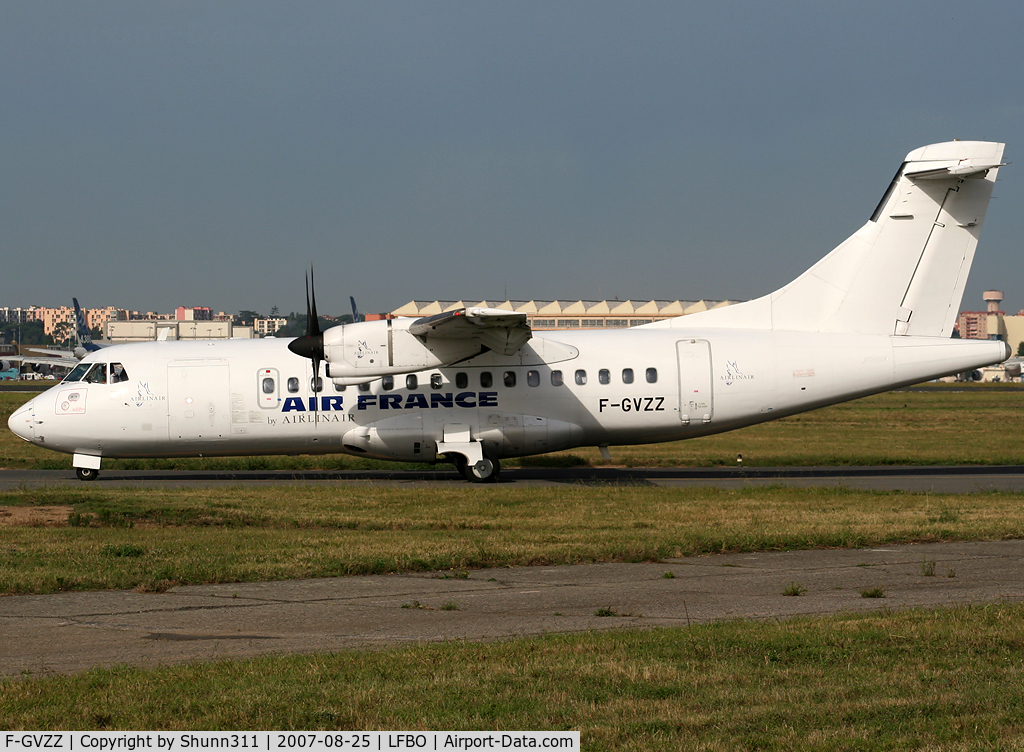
[76,467,99,482]
[453,455,472,481]
[465,456,500,483]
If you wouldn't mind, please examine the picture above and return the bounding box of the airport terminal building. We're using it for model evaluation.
[391,299,739,329]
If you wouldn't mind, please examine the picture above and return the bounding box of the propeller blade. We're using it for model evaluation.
[309,267,321,337]
[289,266,326,417]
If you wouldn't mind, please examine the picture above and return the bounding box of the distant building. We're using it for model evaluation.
[85,306,127,332]
[391,299,738,329]
[254,317,288,337]
[957,290,1024,361]
[0,307,34,324]
[105,320,253,342]
[37,306,75,337]
[175,306,213,321]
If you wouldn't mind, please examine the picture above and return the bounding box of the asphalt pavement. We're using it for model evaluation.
[2,540,1023,677]
[6,465,1024,492]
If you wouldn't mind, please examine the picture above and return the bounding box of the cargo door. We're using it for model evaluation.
[167,362,231,440]
[676,340,713,425]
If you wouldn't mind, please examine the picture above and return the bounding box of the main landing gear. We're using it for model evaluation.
[453,454,501,483]
[76,467,99,481]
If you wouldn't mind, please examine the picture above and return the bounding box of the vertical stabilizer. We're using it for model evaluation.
[72,298,98,353]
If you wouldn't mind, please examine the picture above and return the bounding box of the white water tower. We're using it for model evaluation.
[984,290,1004,313]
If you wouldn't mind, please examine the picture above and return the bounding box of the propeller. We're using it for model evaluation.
[287,267,325,408]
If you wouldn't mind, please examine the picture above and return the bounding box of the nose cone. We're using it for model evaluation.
[7,400,35,443]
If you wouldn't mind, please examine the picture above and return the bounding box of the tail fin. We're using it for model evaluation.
[72,298,98,351]
[679,141,1005,336]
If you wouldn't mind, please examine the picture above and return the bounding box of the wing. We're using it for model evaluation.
[21,345,75,359]
[408,307,532,356]
[4,353,79,368]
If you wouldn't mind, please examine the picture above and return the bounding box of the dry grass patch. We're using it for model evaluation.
[0,506,71,527]
[2,484,1024,594]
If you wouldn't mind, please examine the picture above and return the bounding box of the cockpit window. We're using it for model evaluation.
[64,363,92,382]
[83,364,107,384]
[64,362,124,384]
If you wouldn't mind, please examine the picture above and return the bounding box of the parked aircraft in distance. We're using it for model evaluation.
[0,298,110,374]
[8,141,1011,481]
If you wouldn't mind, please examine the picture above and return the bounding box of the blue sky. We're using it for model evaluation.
[2,1,1022,316]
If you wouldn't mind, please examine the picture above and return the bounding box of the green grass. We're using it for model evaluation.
[4,388,1024,744]
[3,484,1024,595]
[3,604,1024,749]
[4,386,1024,471]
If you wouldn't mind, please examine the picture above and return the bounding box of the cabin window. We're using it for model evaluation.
[480,372,493,388]
[287,377,300,393]
[382,375,394,391]
[262,377,276,394]
[110,363,129,383]
[84,364,107,384]
[334,382,346,392]
[646,367,658,384]
[358,382,370,392]
[527,370,540,387]
[311,376,323,392]
[575,369,587,386]
[551,370,563,387]
[598,369,610,385]
[456,372,468,389]
[503,371,516,388]
[406,374,418,390]
[622,368,634,384]
[431,373,444,389]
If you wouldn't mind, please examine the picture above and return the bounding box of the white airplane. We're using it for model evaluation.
[7,140,1011,482]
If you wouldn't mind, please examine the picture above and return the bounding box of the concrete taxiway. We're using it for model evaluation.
[5,465,1024,492]
[2,540,1023,677]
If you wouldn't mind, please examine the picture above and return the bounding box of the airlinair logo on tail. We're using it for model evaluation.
[721,360,754,387]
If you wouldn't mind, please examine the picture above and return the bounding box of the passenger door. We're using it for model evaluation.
[677,340,713,425]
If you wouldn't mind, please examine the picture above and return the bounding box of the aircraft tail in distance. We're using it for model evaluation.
[72,298,102,358]
[675,141,1006,337]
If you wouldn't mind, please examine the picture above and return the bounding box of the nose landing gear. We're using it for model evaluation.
[73,453,101,482]
[75,467,99,481]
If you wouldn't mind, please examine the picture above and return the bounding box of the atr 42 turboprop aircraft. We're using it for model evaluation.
[7,141,1012,481]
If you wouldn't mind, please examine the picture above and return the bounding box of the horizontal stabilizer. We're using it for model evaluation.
[906,162,1005,180]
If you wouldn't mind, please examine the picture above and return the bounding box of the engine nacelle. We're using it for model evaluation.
[323,319,485,383]
[0,360,13,373]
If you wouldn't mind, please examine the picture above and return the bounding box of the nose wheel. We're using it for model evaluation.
[76,467,99,482]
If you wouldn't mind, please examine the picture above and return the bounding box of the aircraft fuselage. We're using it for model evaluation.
[8,327,1007,472]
